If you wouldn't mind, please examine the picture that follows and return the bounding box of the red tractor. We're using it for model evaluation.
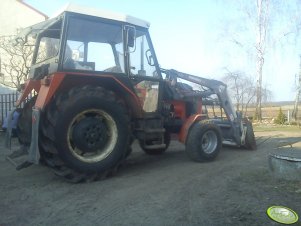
[5,5,256,182]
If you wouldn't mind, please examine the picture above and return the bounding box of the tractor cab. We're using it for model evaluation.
[20,5,163,115]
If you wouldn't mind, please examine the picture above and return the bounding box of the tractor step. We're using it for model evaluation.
[135,128,165,133]
[222,140,239,146]
[6,146,33,170]
[144,128,165,133]
[142,144,166,149]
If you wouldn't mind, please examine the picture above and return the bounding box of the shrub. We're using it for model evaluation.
[274,107,286,124]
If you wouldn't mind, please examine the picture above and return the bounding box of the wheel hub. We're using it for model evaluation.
[201,131,218,154]
[72,117,108,152]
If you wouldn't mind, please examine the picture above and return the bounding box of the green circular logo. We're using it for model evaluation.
[267,206,299,224]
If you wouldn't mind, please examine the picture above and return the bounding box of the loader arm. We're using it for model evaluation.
[165,69,244,146]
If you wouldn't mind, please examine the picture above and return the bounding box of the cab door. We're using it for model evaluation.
[125,26,162,113]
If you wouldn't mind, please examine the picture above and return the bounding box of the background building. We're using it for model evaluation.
[0,0,47,36]
[0,0,47,93]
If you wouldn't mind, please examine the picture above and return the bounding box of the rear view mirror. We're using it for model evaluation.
[145,49,155,66]
[126,26,136,48]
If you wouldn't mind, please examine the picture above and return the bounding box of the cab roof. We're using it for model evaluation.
[55,3,150,28]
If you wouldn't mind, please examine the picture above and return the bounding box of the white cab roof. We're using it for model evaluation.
[54,3,150,28]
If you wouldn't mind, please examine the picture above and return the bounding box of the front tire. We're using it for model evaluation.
[40,86,129,182]
[186,121,222,162]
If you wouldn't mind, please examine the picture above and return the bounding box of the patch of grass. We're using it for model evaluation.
[253,125,301,132]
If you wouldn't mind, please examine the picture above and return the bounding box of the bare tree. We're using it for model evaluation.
[220,0,301,121]
[243,85,256,117]
[292,56,301,121]
[222,69,272,118]
[254,0,270,121]
[222,70,256,116]
[0,35,34,89]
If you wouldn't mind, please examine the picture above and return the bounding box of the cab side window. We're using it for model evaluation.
[129,31,158,77]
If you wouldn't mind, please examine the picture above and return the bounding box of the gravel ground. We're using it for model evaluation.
[0,130,300,226]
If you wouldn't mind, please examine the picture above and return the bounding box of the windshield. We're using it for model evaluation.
[63,16,124,72]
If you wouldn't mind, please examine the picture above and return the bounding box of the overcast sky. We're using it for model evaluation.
[25,0,301,101]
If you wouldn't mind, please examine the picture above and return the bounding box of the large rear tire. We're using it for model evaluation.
[186,121,222,162]
[40,86,129,182]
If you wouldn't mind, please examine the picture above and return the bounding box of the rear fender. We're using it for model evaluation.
[16,80,41,106]
[55,73,143,117]
[178,114,203,143]
[16,73,66,110]
[34,73,65,109]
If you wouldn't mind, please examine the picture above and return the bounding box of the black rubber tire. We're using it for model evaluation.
[185,121,222,162]
[39,86,129,183]
[17,96,37,146]
[244,120,257,150]
[139,132,171,155]
[125,136,135,158]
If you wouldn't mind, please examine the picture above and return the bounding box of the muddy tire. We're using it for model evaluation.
[39,86,129,183]
[139,132,170,155]
[244,120,257,150]
[186,121,222,162]
[125,136,135,158]
[17,96,37,146]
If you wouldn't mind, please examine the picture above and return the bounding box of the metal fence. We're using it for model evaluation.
[0,92,300,127]
[0,92,36,128]
[0,92,19,127]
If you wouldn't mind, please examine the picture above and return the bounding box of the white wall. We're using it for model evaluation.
[0,0,47,36]
[0,0,47,90]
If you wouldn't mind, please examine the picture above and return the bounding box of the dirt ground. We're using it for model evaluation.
[0,129,301,226]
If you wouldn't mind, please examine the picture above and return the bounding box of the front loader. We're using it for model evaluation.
[5,4,256,182]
